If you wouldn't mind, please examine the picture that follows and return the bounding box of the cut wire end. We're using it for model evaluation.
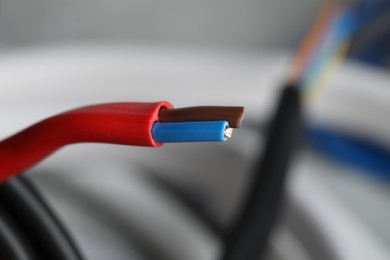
[224,127,233,139]
[0,101,244,182]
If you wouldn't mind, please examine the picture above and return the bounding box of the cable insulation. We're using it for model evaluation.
[152,121,230,143]
[0,101,172,182]
[159,106,244,128]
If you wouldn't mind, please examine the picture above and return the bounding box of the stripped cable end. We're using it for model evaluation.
[154,105,245,143]
[0,101,244,182]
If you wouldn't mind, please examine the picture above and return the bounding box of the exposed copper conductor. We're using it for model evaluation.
[224,127,233,138]
[159,106,245,128]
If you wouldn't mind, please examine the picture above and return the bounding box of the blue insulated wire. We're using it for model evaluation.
[152,121,229,143]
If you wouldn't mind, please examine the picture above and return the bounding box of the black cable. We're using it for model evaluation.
[221,86,301,260]
[0,175,84,260]
[0,204,37,260]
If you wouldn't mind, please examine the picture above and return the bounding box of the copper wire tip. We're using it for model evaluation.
[224,127,233,139]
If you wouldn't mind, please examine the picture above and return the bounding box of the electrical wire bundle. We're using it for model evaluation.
[289,1,357,100]
[289,0,390,98]
[289,0,390,180]
[0,102,244,183]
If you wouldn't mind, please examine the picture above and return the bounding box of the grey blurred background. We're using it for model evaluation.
[0,0,322,50]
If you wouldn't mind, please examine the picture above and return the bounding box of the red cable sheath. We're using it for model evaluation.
[0,101,173,182]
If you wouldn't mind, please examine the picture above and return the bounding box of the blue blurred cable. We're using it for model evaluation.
[152,121,230,143]
[349,0,390,67]
[306,126,390,180]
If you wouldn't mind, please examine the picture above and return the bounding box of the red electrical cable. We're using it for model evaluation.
[0,101,172,183]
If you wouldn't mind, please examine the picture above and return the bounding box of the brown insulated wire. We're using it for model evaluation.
[159,106,245,128]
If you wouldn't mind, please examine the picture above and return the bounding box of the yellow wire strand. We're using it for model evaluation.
[303,40,351,102]
[288,2,340,83]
